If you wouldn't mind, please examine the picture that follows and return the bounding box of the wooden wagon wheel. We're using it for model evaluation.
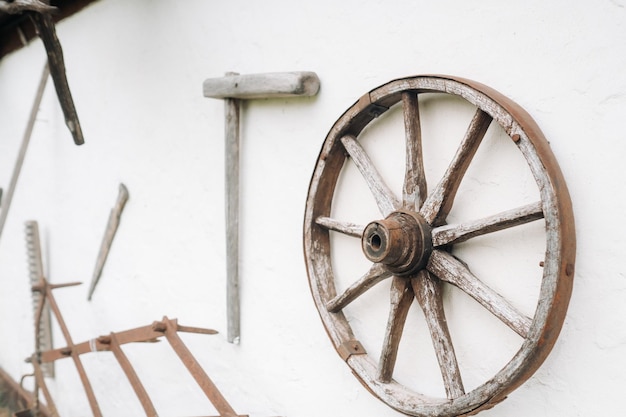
[303,75,575,417]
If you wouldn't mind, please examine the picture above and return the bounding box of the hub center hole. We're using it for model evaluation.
[369,234,382,251]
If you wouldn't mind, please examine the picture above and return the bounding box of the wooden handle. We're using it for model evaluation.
[203,71,320,99]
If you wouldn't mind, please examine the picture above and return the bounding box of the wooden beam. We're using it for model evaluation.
[0,0,101,59]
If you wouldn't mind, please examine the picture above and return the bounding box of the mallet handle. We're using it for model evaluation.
[203,71,320,99]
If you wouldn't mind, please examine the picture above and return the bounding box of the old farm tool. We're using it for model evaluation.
[0,0,55,14]
[0,0,85,145]
[204,71,320,343]
[303,75,575,416]
[0,367,53,417]
[25,220,54,378]
[0,64,48,242]
[87,183,129,301]
[25,273,249,417]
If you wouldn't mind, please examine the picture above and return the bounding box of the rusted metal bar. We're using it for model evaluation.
[29,354,59,417]
[41,321,218,363]
[41,282,102,417]
[108,333,158,416]
[158,317,241,417]
[30,297,242,417]
[176,324,219,335]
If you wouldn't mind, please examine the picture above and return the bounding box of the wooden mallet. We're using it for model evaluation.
[203,71,320,343]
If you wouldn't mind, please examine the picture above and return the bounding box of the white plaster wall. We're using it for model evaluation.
[0,0,624,416]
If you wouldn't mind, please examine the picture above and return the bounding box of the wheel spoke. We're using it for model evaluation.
[377,276,414,383]
[420,109,493,225]
[412,271,464,399]
[315,216,364,238]
[402,92,427,210]
[427,250,531,338]
[341,135,400,217]
[326,263,392,313]
[432,201,544,247]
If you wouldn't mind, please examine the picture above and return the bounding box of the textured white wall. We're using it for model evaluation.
[0,0,624,416]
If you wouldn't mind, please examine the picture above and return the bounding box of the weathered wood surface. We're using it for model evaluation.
[428,250,531,337]
[206,71,320,344]
[30,9,85,145]
[224,80,241,343]
[203,71,320,99]
[411,270,465,399]
[412,270,465,399]
[377,276,413,382]
[0,0,55,14]
[315,199,544,247]
[0,64,49,241]
[315,216,364,237]
[326,263,391,313]
[87,183,129,301]
[303,75,576,417]
[341,134,400,217]
[402,91,427,210]
[419,109,492,226]
[432,201,544,246]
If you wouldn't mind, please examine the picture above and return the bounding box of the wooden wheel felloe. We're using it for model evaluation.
[303,75,575,417]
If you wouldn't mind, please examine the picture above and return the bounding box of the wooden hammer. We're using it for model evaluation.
[203,71,320,343]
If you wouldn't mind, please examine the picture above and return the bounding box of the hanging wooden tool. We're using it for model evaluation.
[203,71,320,343]
[303,75,575,417]
[0,64,48,242]
[87,183,129,301]
[29,5,84,145]
[0,0,55,14]
[0,0,85,145]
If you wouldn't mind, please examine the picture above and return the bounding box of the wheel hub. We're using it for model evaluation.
[361,210,433,276]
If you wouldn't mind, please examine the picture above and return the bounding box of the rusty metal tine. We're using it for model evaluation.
[108,333,159,417]
[31,281,82,292]
[160,317,239,417]
[176,324,218,335]
[29,11,84,145]
[44,284,103,417]
[31,354,59,417]
[0,63,49,241]
[48,281,82,289]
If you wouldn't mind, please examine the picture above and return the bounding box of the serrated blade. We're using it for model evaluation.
[25,220,54,378]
